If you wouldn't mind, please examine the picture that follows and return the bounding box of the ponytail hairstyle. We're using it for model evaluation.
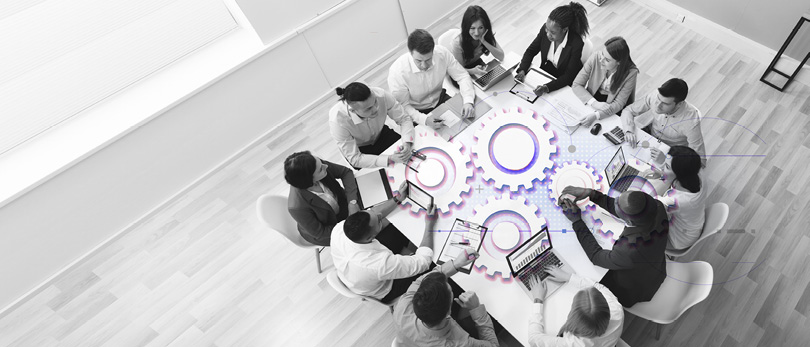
[669,146,702,193]
[548,2,590,38]
[557,287,610,338]
[460,5,496,63]
[604,36,637,94]
[335,82,372,103]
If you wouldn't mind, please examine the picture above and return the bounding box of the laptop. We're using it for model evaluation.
[473,59,517,91]
[506,226,571,299]
[603,147,640,193]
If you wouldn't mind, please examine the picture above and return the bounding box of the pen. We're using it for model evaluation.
[452,241,470,245]
[407,165,419,173]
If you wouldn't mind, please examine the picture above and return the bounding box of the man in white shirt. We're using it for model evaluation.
[388,29,476,130]
[331,184,437,303]
[622,78,707,167]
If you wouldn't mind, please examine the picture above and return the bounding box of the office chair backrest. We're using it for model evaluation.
[625,261,713,324]
[438,28,461,52]
[666,202,728,258]
[256,193,312,248]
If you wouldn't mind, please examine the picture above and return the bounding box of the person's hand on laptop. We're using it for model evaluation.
[543,264,572,283]
[640,168,663,180]
[424,113,444,130]
[530,277,548,302]
[470,65,488,78]
[461,103,475,119]
[560,186,591,203]
[455,291,481,309]
[391,142,413,164]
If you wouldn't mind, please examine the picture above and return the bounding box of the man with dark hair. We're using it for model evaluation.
[330,182,438,303]
[620,78,707,167]
[559,186,669,307]
[393,249,499,346]
[388,29,476,131]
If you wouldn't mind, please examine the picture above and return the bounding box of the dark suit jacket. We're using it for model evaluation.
[572,190,669,307]
[517,25,584,92]
[288,160,359,247]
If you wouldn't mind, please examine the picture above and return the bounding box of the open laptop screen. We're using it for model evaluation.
[604,147,627,186]
[507,228,552,273]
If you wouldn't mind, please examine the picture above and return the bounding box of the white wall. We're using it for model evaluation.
[667,0,809,61]
[0,0,465,314]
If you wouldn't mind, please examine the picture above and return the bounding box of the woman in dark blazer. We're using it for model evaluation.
[516,2,589,95]
[284,151,359,246]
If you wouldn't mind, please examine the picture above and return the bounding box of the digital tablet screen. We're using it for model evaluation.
[406,181,433,210]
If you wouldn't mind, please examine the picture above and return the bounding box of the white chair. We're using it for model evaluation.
[391,337,401,347]
[581,36,594,65]
[624,261,714,340]
[256,193,325,273]
[616,338,631,347]
[437,28,461,51]
[326,270,397,312]
[666,202,729,260]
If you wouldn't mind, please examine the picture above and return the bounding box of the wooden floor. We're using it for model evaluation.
[3,0,810,346]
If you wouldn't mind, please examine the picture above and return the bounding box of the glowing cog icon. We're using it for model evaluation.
[472,107,556,192]
[548,161,605,207]
[469,192,547,282]
[388,129,473,213]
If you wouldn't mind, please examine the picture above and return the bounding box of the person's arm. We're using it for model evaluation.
[620,91,653,133]
[482,36,505,62]
[545,40,584,92]
[329,112,390,168]
[462,304,499,347]
[419,205,438,251]
[444,48,475,106]
[288,205,333,244]
[326,160,358,201]
[685,112,708,167]
[518,29,544,74]
[376,248,433,280]
[598,68,639,119]
[572,218,635,270]
[383,90,415,145]
[571,54,595,103]
[388,63,428,125]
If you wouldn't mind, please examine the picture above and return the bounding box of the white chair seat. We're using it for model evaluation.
[666,202,729,259]
[257,193,325,273]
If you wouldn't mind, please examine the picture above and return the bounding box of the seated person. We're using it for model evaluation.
[330,184,437,303]
[393,249,499,347]
[657,146,706,251]
[389,29,475,130]
[284,151,359,246]
[328,82,415,169]
[572,36,639,127]
[527,265,623,347]
[515,2,589,96]
[559,187,669,307]
[622,78,707,167]
[449,5,505,77]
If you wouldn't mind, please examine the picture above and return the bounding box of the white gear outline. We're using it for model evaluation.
[469,192,547,282]
[388,129,473,213]
[472,107,556,192]
[548,160,605,207]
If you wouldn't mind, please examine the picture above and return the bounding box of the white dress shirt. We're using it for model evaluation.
[388,46,475,125]
[528,273,623,347]
[658,175,706,250]
[328,87,415,168]
[546,31,569,68]
[330,220,433,299]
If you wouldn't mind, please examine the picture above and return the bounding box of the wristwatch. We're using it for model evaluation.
[349,200,357,205]
[534,298,544,304]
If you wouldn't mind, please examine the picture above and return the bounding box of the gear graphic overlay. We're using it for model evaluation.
[388,129,473,213]
[472,107,557,192]
[548,160,605,207]
[469,192,547,282]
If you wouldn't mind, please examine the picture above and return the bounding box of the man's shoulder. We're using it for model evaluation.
[328,102,348,124]
[390,53,412,72]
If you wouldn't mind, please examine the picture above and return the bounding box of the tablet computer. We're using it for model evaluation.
[355,168,393,209]
[406,181,433,210]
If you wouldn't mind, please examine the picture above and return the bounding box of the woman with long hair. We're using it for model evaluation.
[658,146,706,251]
[528,265,623,346]
[449,5,505,77]
[573,36,639,126]
[516,2,590,95]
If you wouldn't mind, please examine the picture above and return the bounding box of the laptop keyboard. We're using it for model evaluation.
[475,65,507,89]
[517,252,563,290]
[612,166,640,192]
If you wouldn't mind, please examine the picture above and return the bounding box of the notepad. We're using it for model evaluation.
[437,219,487,274]
[354,168,393,209]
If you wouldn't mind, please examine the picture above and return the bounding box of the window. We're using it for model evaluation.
[0,0,238,155]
